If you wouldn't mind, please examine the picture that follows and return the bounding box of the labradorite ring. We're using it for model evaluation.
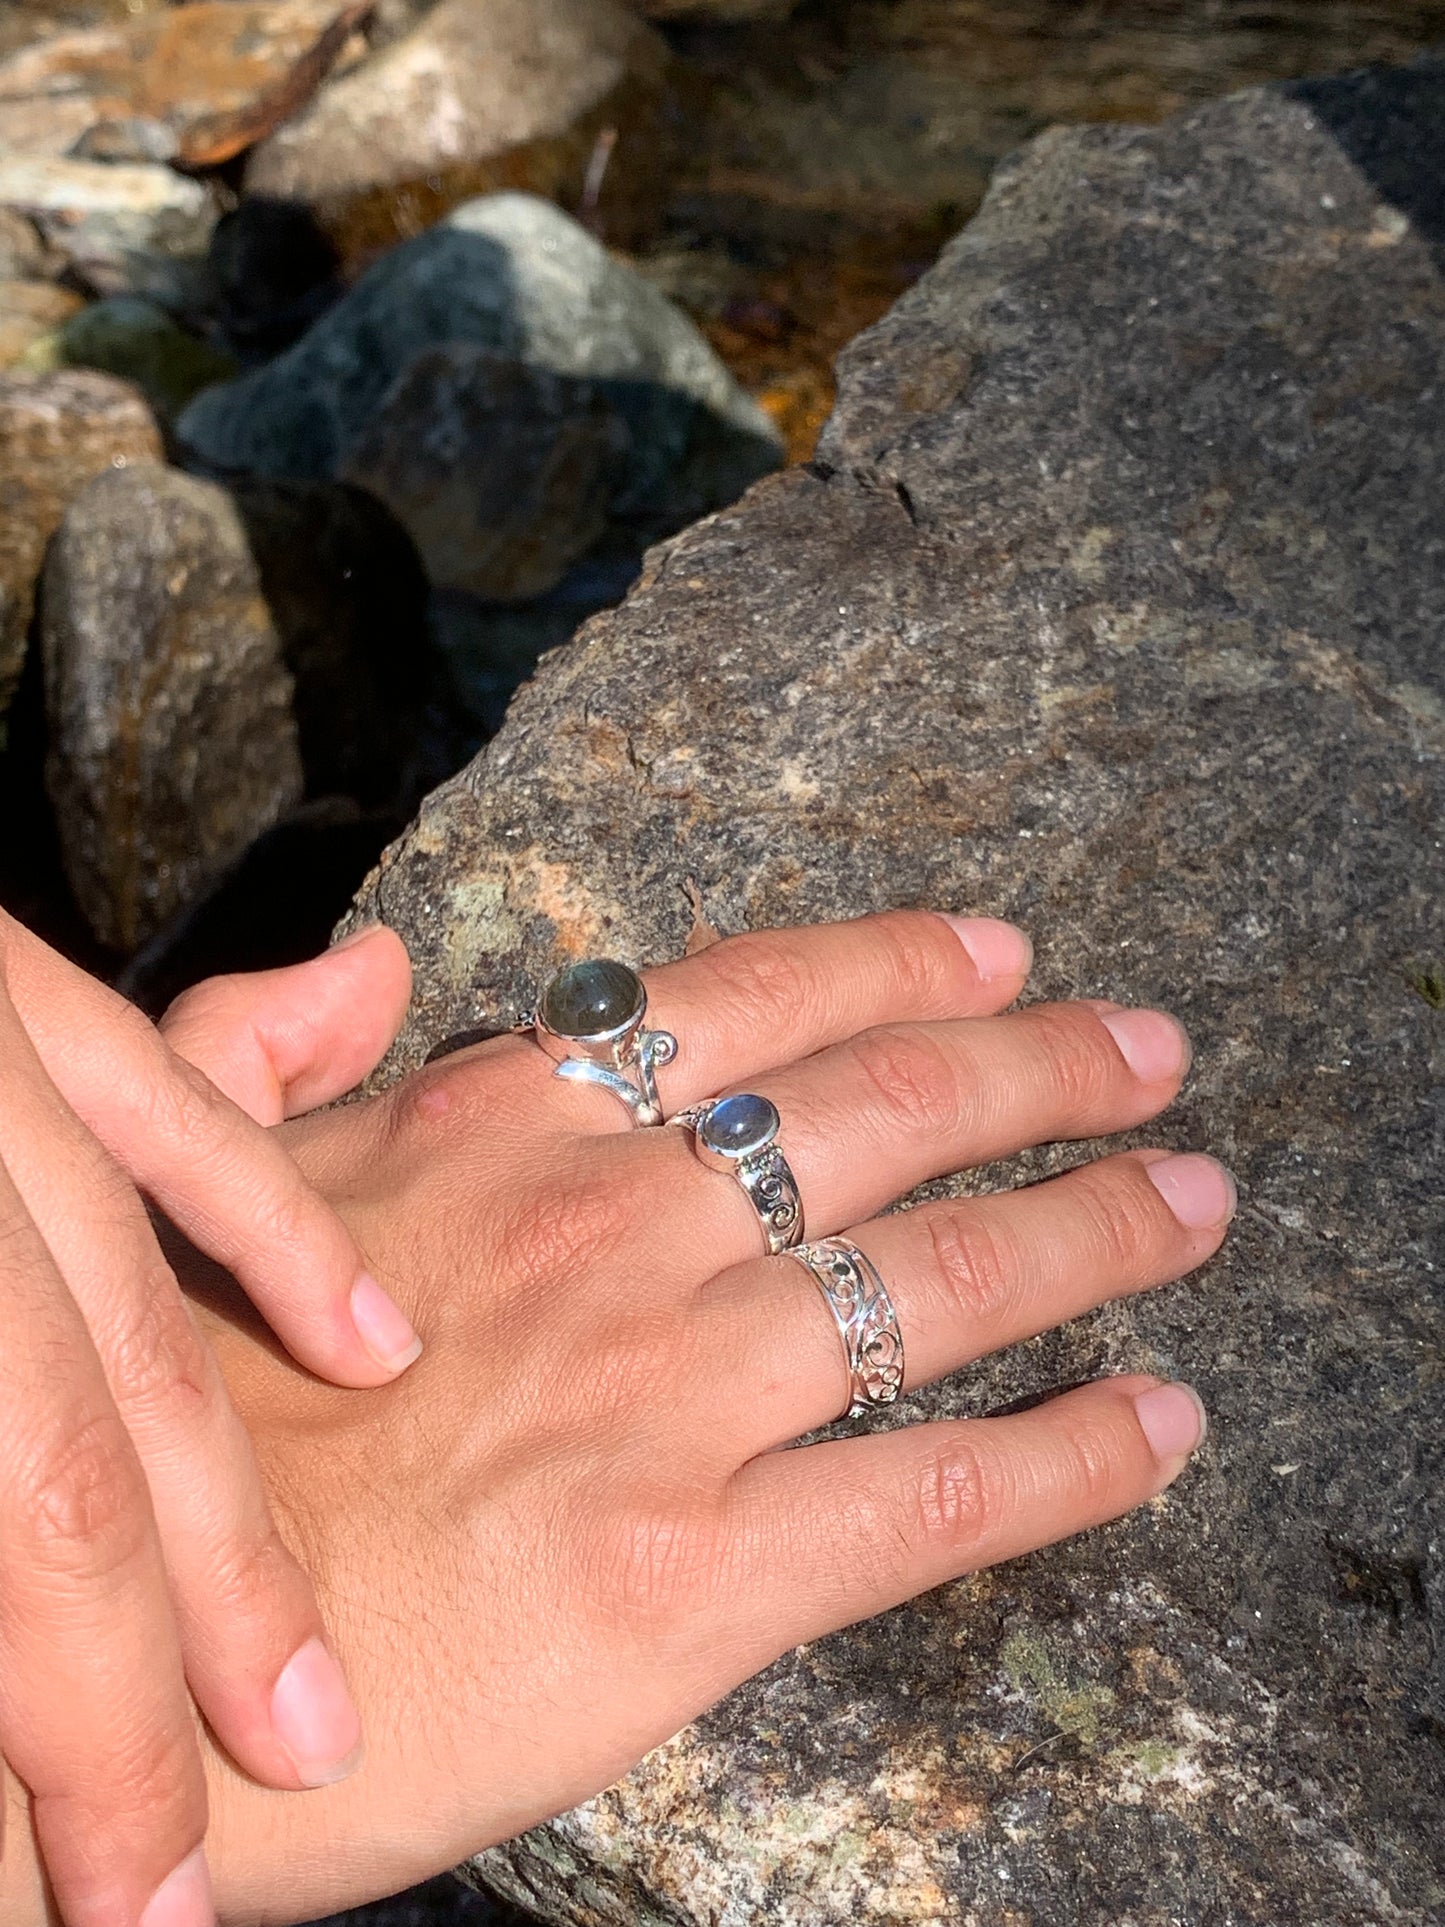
[672,1093,804,1255]
[529,958,676,1126]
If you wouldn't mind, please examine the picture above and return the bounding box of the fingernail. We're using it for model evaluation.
[331,921,382,952]
[1145,1153,1237,1229]
[1134,1381,1208,1461]
[270,1636,365,1789]
[1100,1008,1191,1082]
[140,1847,215,1927]
[350,1272,422,1374]
[940,915,1033,983]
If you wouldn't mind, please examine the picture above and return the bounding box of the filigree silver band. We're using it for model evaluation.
[786,1237,905,1419]
[673,1094,805,1255]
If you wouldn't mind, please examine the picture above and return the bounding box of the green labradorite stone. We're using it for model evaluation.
[540,958,644,1037]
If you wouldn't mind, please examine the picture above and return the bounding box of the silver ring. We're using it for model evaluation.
[527,959,676,1126]
[673,1094,804,1254]
[786,1237,904,1419]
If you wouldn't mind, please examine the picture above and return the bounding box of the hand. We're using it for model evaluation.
[4,911,1233,1926]
[0,914,414,1927]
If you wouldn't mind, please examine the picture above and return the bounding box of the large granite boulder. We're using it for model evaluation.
[349,58,1445,1927]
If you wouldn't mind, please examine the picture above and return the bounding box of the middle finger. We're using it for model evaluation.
[614,998,1192,1282]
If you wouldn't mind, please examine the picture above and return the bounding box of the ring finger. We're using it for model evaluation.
[697,1147,1235,1456]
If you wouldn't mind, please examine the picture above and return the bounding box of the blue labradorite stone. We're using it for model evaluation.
[699,1092,779,1159]
[540,958,643,1037]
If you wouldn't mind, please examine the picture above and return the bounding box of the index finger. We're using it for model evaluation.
[0,1150,212,1927]
[486,911,1033,1128]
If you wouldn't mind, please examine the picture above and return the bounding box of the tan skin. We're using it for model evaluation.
[0,911,1232,1925]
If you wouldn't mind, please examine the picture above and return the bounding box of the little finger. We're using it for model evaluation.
[730,1375,1206,1653]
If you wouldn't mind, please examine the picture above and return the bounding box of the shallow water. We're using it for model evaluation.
[666,0,1445,456]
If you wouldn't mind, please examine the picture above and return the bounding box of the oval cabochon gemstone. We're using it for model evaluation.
[541,958,644,1037]
[699,1092,780,1160]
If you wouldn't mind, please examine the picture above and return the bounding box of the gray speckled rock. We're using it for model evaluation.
[178,193,782,543]
[43,462,302,950]
[0,155,215,301]
[338,344,630,601]
[0,368,162,723]
[350,59,1445,1927]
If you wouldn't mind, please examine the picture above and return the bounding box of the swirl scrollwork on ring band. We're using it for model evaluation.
[786,1237,905,1419]
[673,1094,805,1256]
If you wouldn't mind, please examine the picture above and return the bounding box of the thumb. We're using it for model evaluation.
[158,925,413,1125]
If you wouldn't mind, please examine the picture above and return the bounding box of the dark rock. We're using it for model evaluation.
[350,58,1445,1926]
[424,546,644,737]
[179,193,781,517]
[244,0,673,255]
[48,297,237,417]
[206,198,344,363]
[227,478,437,809]
[42,462,303,950]
[0,367,162,722]
[338,344,630,601]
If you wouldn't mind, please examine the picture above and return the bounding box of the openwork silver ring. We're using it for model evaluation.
[786,1237,905,1419]
[525,958,676,1127]
[673,1093,804,1255]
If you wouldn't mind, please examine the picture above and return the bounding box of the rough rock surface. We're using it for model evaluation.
[0,0,366,165]
[43,462,302,950]
[0,367,161,720]
[0,277,83,369]
[350,58,1445,1927]
[338,344,629,601]
[0,154,215,300]
[244,0,670,252]
[179,193,782,531]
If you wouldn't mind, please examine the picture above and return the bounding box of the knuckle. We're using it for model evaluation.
[1034,1009,1118,1117]
[1074,1166,1163,1280]
[583,1491,723,1639]
[203,1523,299,1629]
[103,1279,213,1421]
[846,1024,966,1137]
[870,911,956,1008]
[1060,1418,1125,1517]
[926,1209,1018,1330]
[12,1408,148,1579]
[907,1434,994,1553]
[84,1712,205,1831]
